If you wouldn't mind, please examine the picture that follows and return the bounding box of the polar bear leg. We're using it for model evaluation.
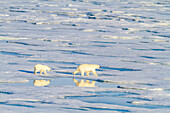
[34,67,36,74]
[44,70,48,75]
[40,70,43,75]
[73,70,79,75]
[34,69,38,75]
[81,71,85,76]
[92,70,98,76]
[34,70,37,74]
[86,71,90,76]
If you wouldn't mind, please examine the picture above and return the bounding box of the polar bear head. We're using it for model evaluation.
[94,64,100,69]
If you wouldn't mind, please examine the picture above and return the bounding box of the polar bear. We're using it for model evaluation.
[73,78,96,87]
[33,80,51,86]
[34,64,51,75]
[73,64,100,76]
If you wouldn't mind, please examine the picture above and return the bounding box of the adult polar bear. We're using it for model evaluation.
[73,64,100,76]
[34,64,51,75]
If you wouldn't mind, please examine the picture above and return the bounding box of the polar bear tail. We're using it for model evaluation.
[34,67,37,74]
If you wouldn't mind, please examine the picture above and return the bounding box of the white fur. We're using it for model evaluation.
[73,64,100,76]
[34,64,51,75]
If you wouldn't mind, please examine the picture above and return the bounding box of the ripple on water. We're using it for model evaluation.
[140,56,161,59]
[6,41,40,46]
[0,91,14,95]
[0,102,35,108]
[0,51,32,57]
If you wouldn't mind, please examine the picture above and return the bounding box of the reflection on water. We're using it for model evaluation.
[33,80,51,87]
[73,78,96,87]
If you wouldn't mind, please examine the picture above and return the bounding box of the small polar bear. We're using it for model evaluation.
[73,78,96,87]
[73,64,100,76]
[34,64,51,75]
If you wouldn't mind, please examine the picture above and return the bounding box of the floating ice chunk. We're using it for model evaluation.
[0,14,9,16]
[128,28,139,31]
[148,88,164,91]
[0,36,28,40]
[9,98,40,102]
[101,35,138,39]
[0,79,29,83]
[149,62,158,65]
[130,101,147,104]
[110,11,124,13]
[82,29,96,32]
[156,22,170,26]
[89,9,103,12]
[153,39,170,42]
[66,4,79,7]
[35,22,46,25]
[45,4,58,7]
[67,4,73,7]
[61,8,77,11]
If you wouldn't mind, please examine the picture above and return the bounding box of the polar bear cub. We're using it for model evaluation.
[34,64,51,75]
[73,64,100,76]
